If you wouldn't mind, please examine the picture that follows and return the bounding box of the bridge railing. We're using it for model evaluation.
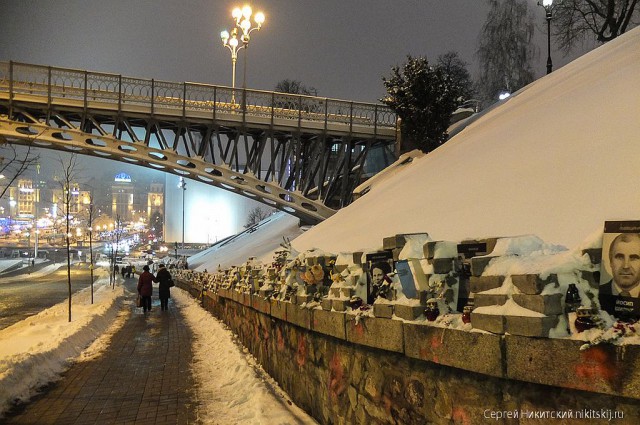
[0,61,397,132]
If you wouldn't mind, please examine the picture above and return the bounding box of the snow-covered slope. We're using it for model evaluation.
[291,26,640,254]
[190,212,304,271]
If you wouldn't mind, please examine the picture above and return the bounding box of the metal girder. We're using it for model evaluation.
[0,61,398,223]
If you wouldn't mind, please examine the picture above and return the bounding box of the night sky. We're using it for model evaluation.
[0,0,584,104]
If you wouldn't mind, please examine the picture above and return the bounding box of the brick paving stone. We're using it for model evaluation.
[3,279,203,424]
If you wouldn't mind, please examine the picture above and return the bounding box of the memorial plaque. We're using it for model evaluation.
[457,242,488,259]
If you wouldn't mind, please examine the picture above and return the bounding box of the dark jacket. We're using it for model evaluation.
[137,271,155,297]
[156,267,173,299]
[599,281,613,295]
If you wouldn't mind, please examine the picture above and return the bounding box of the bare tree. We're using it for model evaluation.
[83,190,98,304]
[244,206,272,228]
[476,0,537,106]
[552,0,640,53]
[274,79,318,96]
[54,153,83,322]
[0,143,40,199]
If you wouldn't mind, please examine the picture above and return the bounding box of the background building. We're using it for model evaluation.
[163,174,272,245]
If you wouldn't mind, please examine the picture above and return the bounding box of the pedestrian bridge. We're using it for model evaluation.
[0,61,398,223]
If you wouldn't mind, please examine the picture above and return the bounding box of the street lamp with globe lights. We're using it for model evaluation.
[540,0,554,74]
[220,5,265,95]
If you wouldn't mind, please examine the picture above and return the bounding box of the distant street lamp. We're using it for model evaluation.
[220,5,265,94]
[25,227,31,266]
[9,199,16,236]
[540,0,554,74]
[178,177,187,250]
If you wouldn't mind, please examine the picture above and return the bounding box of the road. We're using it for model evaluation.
[0,265,104,330]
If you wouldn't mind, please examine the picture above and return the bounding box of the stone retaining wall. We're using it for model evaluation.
[180,281,640,424]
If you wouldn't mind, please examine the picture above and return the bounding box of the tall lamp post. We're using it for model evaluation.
[178,177,187,251]
[34,162,40,260]
[9,199,16,238]
[541,0,554,74]
[220,5,265,94]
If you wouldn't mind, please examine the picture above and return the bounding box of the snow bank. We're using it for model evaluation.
[172,289,316,424]
[0,277,125,416]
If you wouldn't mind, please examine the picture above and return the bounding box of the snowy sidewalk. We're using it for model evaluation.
[3,279,201,425]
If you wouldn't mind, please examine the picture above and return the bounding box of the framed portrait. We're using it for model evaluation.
[365,251,394,304]
[456,242,489,311]
[599,221,640,320]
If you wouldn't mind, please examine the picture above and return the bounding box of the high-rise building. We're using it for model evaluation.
[111,172,135,221]
[9,179,39,218]
[51,182,91,218]
[147,182,164,239]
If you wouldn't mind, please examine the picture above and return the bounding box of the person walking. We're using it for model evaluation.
[155,263,173,311]
[137,265,155,314]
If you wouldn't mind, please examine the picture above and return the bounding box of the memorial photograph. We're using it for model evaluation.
[599,220,640,320]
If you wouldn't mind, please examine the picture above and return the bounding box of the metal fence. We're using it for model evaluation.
[0,61,396,132]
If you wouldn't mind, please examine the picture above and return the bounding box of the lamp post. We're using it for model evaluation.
[541,0,554,74]
[9,199,16,239]
[34,162,40,260]
[220,5,265,95]
[178,177,187,250]
[26,229,30,264]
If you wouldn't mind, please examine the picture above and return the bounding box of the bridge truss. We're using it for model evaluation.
[0,61,397,223]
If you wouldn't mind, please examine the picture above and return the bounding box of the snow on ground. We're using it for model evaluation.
[0,261,66,283]
[2,21,639,424]
[290,26,640,254]
[0,272,317,422]
[0,275,124,416]
[189,28,640,272]
[189,212,304,271]
[0,259,23,274]
[172,288,317,425]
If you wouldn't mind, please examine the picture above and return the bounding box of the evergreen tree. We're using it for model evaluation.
[476,0,537,106]
[381,55,464,154]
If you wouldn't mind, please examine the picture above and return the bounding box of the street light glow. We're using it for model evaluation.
[254,12,265,25]
[240,19,251,33]
[242,5,252,20]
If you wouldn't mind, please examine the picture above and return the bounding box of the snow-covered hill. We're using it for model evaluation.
[194,26,640,269]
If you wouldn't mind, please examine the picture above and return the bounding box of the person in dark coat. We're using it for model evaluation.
[155,263,173,311]
[137,265,155,313]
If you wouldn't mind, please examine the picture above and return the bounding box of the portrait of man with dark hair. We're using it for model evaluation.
[599,221,640,320]
[365,251,394,304]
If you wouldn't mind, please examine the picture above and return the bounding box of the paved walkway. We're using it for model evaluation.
[3,278,203,425]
